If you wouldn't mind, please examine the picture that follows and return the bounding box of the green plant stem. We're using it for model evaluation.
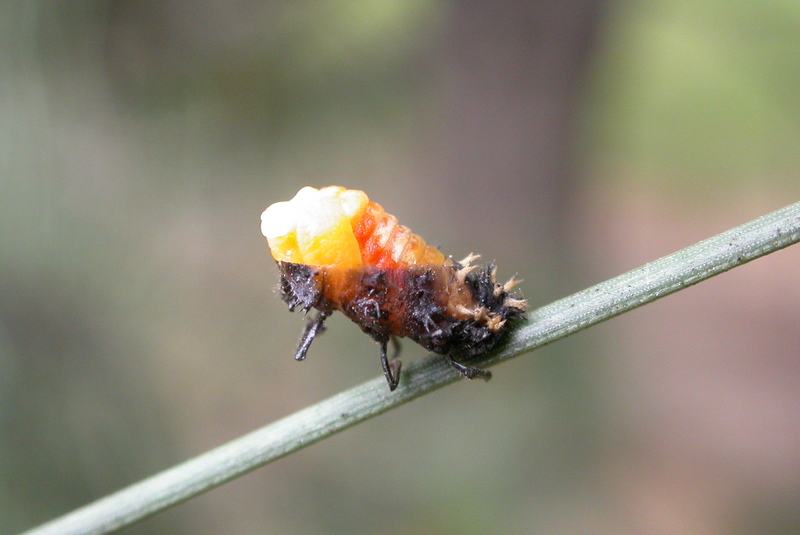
[21,201,800,535]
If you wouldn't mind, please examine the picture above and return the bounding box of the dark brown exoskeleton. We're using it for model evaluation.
[277,256,526,391]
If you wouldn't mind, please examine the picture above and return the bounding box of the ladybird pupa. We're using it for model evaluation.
[261,186,526,391]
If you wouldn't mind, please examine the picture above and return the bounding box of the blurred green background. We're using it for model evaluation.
[3,1,800,534]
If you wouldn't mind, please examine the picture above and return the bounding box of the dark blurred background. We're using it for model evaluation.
[3,2,800,534]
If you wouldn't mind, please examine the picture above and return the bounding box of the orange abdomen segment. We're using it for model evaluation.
[353,202,447,269]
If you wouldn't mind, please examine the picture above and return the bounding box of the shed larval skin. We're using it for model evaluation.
[261,186,526,391]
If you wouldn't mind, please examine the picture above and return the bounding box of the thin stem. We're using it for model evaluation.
[21,201,800,535]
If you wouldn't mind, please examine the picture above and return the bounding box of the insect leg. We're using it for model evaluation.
[294,310,330,361]
[444,354,492,382]
[380,337,403,391]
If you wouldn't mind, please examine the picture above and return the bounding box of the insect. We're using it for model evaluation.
[261,186,527,391]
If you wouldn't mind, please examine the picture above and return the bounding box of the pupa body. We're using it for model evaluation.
[261,186,526,390]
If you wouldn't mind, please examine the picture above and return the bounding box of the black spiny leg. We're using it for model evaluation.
[294,310,330,361]
[444,354,492,382]
[379,337,402,391]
